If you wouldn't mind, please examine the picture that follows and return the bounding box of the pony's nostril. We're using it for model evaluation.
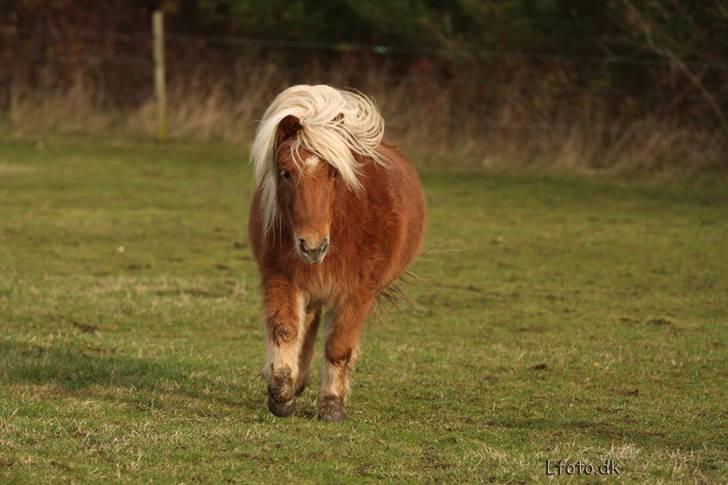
[299,237,328,258]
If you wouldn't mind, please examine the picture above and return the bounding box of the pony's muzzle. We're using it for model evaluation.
[298,236,329,264]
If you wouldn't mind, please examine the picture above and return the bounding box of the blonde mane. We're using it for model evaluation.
[250,84,386,236]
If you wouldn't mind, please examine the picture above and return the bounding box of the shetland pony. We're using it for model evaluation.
[248,84,426,421]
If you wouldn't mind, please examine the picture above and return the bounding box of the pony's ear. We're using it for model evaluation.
[276,115,302,146]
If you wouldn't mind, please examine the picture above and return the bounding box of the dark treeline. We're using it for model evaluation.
[1,0,727,136]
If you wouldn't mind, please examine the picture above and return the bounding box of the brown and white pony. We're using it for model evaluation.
[248,84,426,421]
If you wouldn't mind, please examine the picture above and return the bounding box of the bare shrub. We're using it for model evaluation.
[2,59,725,176]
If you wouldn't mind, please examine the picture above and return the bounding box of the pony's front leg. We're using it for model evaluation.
[262,277,305,417]
[295,304,322,396]
[319,296,374,422]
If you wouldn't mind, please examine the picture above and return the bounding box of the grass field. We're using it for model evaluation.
[1,137,726,482]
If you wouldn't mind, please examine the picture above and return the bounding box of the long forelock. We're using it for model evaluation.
[250,84,387,236]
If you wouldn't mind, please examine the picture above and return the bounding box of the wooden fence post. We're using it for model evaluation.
[152,10,166,141]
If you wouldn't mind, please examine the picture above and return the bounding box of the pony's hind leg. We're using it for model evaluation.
[295,303,322,395]
[319,297,374,422]
[262,277,304,417]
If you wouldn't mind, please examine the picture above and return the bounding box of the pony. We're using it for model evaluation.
[248,84,426,421]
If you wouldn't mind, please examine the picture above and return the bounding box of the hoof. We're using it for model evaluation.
[318,396,346,422]
[267,368,295,417]
[268,394,295,417]
[268,368,295,400]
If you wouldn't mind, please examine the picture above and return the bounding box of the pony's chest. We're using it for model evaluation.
[292,265,338,301]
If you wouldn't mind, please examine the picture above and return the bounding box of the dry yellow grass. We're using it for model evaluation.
[2,62,725,175]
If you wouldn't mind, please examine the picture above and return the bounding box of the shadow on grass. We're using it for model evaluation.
[0,340,262,415]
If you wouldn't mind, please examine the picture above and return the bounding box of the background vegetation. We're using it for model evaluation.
[1,0,727,173]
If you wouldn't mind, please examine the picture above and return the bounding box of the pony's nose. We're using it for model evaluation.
[298,237,329,262]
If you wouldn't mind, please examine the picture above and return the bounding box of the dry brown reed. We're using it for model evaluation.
[2,59,725,176]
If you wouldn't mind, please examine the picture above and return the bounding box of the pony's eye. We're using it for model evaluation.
[280,169,291,180]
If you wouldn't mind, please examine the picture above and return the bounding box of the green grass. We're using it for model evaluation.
[1,137,726,483]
